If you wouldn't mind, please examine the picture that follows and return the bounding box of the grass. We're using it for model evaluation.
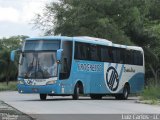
[140,85,160,105]
[0,81,17,91]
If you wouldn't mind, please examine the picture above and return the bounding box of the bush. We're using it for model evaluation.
[141,84,160,100]
[0,81,17,91]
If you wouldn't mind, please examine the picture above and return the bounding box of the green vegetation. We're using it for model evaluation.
[0,0,160,102]
[142,86,160,100]
[0,81,17,91]
[34,0,160,85]
[33,0,160,102]
[140,82,160,104]
[0,35,28,84]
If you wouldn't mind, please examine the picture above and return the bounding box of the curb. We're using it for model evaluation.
[0,100,35,120]
[136,99,160,105]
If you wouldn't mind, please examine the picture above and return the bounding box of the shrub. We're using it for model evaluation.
[0,81,17,91]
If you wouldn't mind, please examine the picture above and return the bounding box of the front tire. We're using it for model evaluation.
[72,84,80,100]
[40,94,47,100]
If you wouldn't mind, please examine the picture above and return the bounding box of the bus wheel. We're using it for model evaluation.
[115,85,129,100]
[72,84,80,100]
[40,94,47,100]
[90,94,102,100]
[122,85,129,100]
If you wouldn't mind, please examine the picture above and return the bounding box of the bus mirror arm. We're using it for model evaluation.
[56,49,63,63]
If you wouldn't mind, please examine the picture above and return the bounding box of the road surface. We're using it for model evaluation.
[0,91,160,120]
[0,91,159,114]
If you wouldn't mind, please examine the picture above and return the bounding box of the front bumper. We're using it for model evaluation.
[17,84,61,94]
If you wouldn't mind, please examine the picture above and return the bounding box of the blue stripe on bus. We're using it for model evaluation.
[108,63,111,68]
[119,64,124,80]
[115,64,118,69]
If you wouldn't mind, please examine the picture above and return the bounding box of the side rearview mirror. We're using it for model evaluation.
[56,49,63,63]
[10,49,21,62]
[10,50,16,62]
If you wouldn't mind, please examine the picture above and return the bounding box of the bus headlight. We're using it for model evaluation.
[18,80,24,85]
[46,80,56,85]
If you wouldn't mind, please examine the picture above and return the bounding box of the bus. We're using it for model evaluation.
[11,36,144,100]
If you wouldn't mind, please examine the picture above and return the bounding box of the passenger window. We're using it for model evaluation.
[90,44,99,61]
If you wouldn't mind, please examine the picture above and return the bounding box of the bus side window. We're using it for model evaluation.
[133,51,137,65]
[90,44,100,61]
[112,48,117,63]
[130,50,143,66]
[63,58,69,73]
[80,43,90,60]
[74,43,79,59]
[80,44,85,59]
[125,49,131,64]
[130,50,134,65]
[101,47,108,62]
[97,45,101,61]
[74,42,90,60]
[108,47,113,62]
[139,52,143,66]
[120,49,125,64]
[137,51,143,66]
[116,48,121,63]
[100,46,113,63]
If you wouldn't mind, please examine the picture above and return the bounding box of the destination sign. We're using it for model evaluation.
[78,63,102,72]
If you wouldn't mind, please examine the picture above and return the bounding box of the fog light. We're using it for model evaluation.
[20,90,23,93]
[18,80,24,85]
[51,91,55,93]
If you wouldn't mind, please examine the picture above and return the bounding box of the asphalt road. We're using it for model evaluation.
[0,91,160,120]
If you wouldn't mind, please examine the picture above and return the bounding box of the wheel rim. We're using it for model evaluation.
[77,87,79,94]
[76,87,80,98]
[73,85,79,100]
[124,87,128,98]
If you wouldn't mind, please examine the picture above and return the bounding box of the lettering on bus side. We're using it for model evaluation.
[106,66,119,91]
[124,67,135,73]
[77,63,102,72]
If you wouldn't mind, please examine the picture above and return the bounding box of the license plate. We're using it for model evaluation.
[32,88,38,92]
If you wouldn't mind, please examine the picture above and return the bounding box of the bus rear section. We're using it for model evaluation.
[72,39,144,100]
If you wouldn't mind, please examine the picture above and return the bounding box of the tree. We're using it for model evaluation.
[34,0,160,85]
[34,0,133,45]
[0,35,28,85]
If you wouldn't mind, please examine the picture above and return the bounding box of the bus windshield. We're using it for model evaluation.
[19,52,57,79]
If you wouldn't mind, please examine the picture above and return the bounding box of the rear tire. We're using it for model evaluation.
[122,85,129,100]
[72,84,80,100]
[40,94,47,100]
[115,85,129,100]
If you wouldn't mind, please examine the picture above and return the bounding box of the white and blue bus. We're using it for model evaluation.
[11,36,144,100]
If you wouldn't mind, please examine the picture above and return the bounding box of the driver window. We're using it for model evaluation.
[59,41,73,80]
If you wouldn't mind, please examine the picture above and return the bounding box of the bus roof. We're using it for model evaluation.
[26,36,72,41]
[26,36,143,51]
[73,36,112,45]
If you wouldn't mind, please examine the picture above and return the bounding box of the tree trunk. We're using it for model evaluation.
[149,64,157,85]
[6,60,10,86]
[156,69,160,85]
